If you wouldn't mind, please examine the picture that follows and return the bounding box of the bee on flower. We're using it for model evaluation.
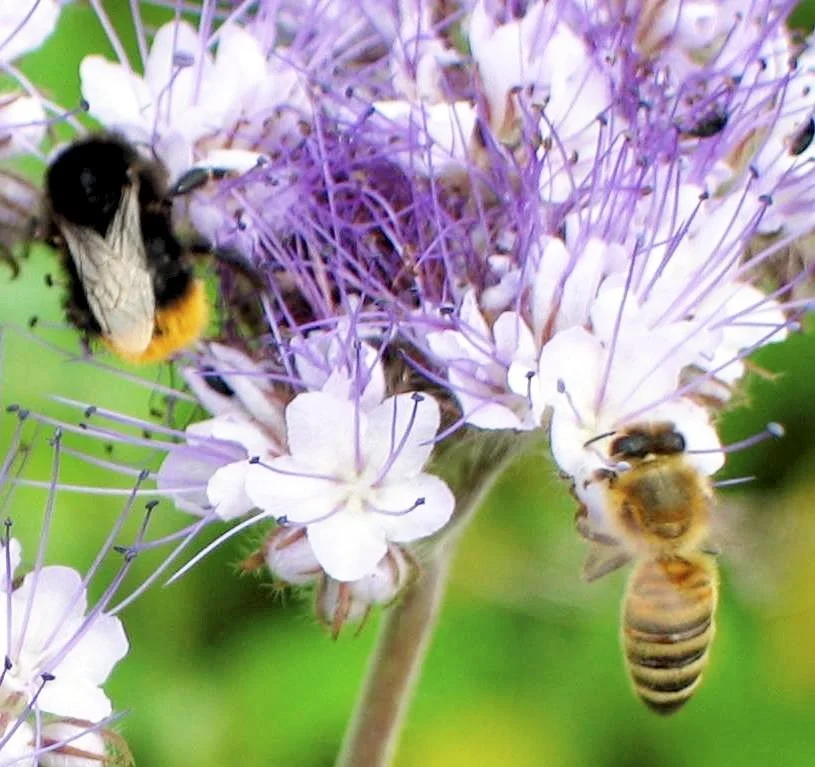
[0,2,813,761]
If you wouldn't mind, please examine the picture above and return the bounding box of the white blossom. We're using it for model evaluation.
[245,391,454,581]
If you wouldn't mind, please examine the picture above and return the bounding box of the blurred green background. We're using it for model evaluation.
[3,3,815,766]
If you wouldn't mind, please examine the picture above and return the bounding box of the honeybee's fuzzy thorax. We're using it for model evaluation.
[609,457,713,553]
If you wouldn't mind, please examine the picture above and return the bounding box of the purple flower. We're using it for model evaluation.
[8,0,811,619]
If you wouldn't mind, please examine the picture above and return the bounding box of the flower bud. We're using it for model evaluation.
[263,526,322,586]
[316,545,416,637]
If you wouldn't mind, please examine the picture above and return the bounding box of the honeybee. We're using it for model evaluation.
[41,134,265,363]
[576,421,718,714]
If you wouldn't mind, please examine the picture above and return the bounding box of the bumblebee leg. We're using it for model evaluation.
[0,245,19,278]
[186,240,266,290]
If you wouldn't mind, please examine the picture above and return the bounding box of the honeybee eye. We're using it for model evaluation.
[610,432,650,459]
[657,430,686,454]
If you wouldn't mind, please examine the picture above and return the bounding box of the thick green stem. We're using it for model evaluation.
[335,431,531,767]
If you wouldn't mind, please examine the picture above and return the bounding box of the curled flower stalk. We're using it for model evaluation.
[1,0,814,763]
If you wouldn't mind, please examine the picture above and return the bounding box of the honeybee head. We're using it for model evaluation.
[609,423,686,461]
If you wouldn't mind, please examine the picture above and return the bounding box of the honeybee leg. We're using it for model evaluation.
[582,545,630,582]
[575,504,620,545]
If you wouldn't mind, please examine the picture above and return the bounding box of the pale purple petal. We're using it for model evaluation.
[49,614,128,687]
[244,458,348,524]
[207,461,255,520]
[12,568,85,653]
[363,394,440,479]
[285,392,360,474]
[374,474,455,542]
[79,56,152,137]
[36,677,112,721]
[307,514,387,582]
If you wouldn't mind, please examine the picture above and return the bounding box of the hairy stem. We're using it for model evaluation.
[335,430,532,767]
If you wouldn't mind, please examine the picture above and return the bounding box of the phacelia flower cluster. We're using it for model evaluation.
[5,1,813,632]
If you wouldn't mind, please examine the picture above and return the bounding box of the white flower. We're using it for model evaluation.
[158,412,283,520]
[469,0,614,196]
[245,391,455,581]
[39,722,106,767]
[390,0,462,102]
[291,321,386,410]
[0,561,128,722]
[0,0,63,63]
[0,93,46,159]
[538,325,724,481]
[0,537,21,591]
[80,21,269,179]
[427,291,543,430]
[160,345,287,517]
[529,236,612,337]
[182,343,284,430]
[372,100,477,174]
[0,720,36,767]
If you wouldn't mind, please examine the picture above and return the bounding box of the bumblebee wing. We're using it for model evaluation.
[582,543,631,582]
[58,213,155,355]
[105,181,148,263]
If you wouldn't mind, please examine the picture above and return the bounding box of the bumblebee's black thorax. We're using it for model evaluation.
[44,135,195,337]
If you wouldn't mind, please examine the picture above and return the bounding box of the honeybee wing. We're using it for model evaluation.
[582,543,631,582]
[57,182,155,355]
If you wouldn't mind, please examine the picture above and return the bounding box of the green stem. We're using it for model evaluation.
[335,431,530,767]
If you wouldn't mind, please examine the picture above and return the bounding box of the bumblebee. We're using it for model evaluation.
[577,422,718,714]
[42,134,221,363]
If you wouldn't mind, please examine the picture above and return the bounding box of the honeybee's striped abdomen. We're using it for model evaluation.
[622,555,718,715]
